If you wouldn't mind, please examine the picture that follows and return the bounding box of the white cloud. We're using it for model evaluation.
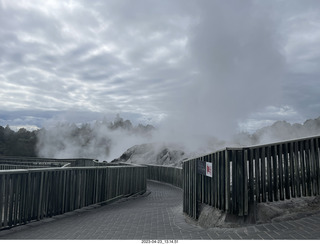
[283,11,320,73]
[0,0,320,141]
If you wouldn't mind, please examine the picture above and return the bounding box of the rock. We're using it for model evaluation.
[112,143,186,166]
[196,196,320,228]
[197,205,228,228]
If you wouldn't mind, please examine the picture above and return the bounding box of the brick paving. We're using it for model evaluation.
[0,180,320,240]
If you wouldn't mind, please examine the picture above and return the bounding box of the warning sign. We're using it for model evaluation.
[197,161,212,178]
[206,162,212,177]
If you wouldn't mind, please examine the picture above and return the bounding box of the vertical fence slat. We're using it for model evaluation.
[210,154,214,208]
[283,143,290,199]
[310,139,317,196]
[278,144,284,200]
[273,145,279,201]
[237,150,244,216]
[13,174,20,226]
[221,152,225,211]
[193,160,196,218]
[315,138,320,194]
[243,149,248,216]
[183,162,186,214]
[3,174,10,227]
[25,172,32,223]
[37,171,44,220]
[261,147,266,202]
[0,175,4,228]
[225,150,230,213]
[248,148,254,205]
[214,153,218,209]
[305,140,312,196]
[289,142,295,198]
[232,150,237,214]
[267,146,273,202]
[254,148,260,202]
[300,141,307,196]
[294,141,301,197]
[8,175,14,227]
[19,174,24,224]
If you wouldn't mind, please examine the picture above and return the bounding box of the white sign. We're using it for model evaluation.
[206,162,212,177]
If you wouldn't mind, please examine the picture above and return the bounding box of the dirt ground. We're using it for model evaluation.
[196,195,320,228]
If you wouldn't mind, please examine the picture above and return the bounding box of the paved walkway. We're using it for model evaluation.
[0,181,320,240]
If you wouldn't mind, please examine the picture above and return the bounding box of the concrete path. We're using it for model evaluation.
[0,181,320,240]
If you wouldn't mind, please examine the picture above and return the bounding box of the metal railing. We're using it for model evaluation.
[2,134,319,227]
[183,135,320,219]
[145,164,183,188]
[0,165,147,230]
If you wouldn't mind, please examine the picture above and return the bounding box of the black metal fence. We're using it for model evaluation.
[0,165,147,230]
[2,134,319,228]
[0,156,104,168]
[183,135,320,219]
[145,164,183,188]
[0,164,52,170]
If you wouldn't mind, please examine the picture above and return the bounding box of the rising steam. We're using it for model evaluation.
[36,115,154,161]
[36,114,320,164]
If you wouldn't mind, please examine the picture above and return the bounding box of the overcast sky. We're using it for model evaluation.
[1,0,320,138]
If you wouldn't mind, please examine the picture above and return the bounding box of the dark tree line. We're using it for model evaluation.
[0,125,38,157]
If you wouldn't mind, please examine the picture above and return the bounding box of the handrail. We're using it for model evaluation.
[0,164,147,230]
[183,135,320,219]
[144,164,183,188]
[183,134,320,162]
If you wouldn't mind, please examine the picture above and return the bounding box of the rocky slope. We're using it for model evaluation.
[111,143,187,167]
[196,195,320,228]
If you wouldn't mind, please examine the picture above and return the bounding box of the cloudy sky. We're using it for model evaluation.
[1,0,320,138]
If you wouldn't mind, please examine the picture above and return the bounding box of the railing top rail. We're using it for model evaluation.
[183,134,320,163]
[142,164,182,169]
[0,156,94,160]
[239,134,320,150]
[0,164,147,175]
[182,147,228,163]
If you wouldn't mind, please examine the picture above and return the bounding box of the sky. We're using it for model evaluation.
[1,0,320,139]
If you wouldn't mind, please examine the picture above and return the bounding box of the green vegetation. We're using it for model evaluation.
[0,125,38,157]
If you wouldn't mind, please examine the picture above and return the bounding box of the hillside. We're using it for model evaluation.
[111,143,187,167]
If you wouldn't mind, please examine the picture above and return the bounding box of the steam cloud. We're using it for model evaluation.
[36,115,320,164]
[35,114,227,162]
[233,118,320,147]
[36,115,154,161]
[159,0,284,144]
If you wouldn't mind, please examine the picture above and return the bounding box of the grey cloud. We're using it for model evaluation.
[283,74,320,118]
[1,0,320,142]
[1,0,193,118]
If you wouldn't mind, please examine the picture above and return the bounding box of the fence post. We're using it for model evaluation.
[243,149,248,216]
[225,150,230,213]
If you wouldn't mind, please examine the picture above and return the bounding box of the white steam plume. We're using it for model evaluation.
[161,0,284,145]
[36,116,154,161]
